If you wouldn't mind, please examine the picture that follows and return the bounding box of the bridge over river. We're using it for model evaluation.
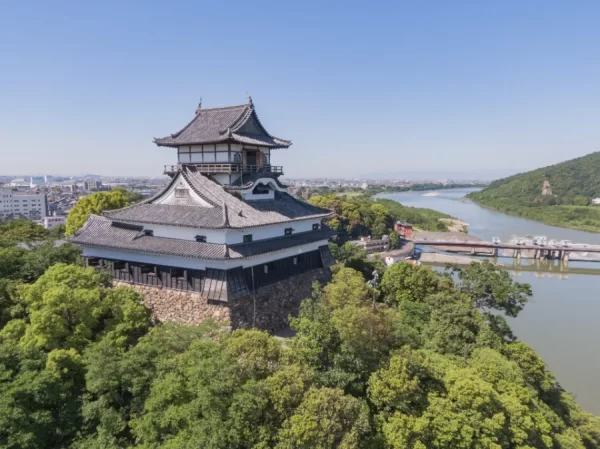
[414,237,600,262]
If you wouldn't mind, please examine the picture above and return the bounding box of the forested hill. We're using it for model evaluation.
[470,152,600,207]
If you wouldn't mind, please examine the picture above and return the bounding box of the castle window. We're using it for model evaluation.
[144,230,154,236]
[243,234,253,243]
[195,235,207,243]
[285,228,293,236]
[264,264,269,274]
[313,223,320,231]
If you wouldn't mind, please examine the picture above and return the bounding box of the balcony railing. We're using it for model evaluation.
[164,163,284,176]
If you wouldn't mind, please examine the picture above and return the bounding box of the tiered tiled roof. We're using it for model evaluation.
[103,167,330,229]
[70,215,334,261]
[154,99,291,149]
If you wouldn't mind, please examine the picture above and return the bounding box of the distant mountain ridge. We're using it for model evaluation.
[470,152,600,206]
[467,152,600,232]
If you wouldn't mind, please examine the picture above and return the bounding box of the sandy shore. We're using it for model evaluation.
[439,218,469,233]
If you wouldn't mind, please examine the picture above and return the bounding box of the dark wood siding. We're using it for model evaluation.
[244,249,323,289]
[85,248,325,295]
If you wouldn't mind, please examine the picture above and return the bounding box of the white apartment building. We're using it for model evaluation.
[0,190,48,220]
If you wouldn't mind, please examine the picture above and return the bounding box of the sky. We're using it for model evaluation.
[1,1,600,179]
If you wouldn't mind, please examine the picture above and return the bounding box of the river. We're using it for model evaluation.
[379,188,600,414]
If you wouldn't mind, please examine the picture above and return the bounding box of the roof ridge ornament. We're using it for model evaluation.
[246,92,253,106]
[195,97,202,114]
[222,201,230,227]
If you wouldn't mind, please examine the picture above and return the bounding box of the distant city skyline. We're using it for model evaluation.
[2,2,600,178]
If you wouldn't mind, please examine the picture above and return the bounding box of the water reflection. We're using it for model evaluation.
[379,188,600,414]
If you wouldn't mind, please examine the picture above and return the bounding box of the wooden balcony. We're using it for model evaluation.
[164,163,284,176]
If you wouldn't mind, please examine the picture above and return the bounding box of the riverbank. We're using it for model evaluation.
[380,187,600,414]
[468,197,600,234]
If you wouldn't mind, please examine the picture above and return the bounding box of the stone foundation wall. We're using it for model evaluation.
[231,268,331,331]
[114,268,331,331]
[113,282,231,325]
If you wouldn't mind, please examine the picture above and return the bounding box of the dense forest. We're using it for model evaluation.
[0,218,598,448]
[469,152,600,231]
[308,194,452,241]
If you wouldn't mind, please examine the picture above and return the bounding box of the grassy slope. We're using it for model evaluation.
[469,152,600,232]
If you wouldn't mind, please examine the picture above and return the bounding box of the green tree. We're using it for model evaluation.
[111,187,144,204]
[0,220,48,247]
[77,322,219,448]
[381,262,440,305]
[5,264,150,352]
[322,267,372,309]
[275,387,370,449]
[0,346,84,449]
[423,292,501,357]
[455,261,532,317]
[65,191,129,236]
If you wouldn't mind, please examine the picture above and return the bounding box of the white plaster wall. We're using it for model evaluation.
[82,239,328,270]
[106,218,322,245]
[216,152,229,162]
[146,224,228,244]
[226,219,321,244]
[241,187,275,201]
[176,144,273,166]
[190,153,203,163]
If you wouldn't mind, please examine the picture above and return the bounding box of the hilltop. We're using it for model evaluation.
[468,152,600,232]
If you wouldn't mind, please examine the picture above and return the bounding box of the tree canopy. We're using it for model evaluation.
[65,190,130,236]
[0,237,597,448]
[309,194,451,240]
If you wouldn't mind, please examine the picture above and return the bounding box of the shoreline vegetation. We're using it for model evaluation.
[467,152,600,233]
[308,186,471,237]
[467,197,600,233]
[308,193,457,245]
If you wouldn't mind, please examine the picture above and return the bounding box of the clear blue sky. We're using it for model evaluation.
[1,1,599,179]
